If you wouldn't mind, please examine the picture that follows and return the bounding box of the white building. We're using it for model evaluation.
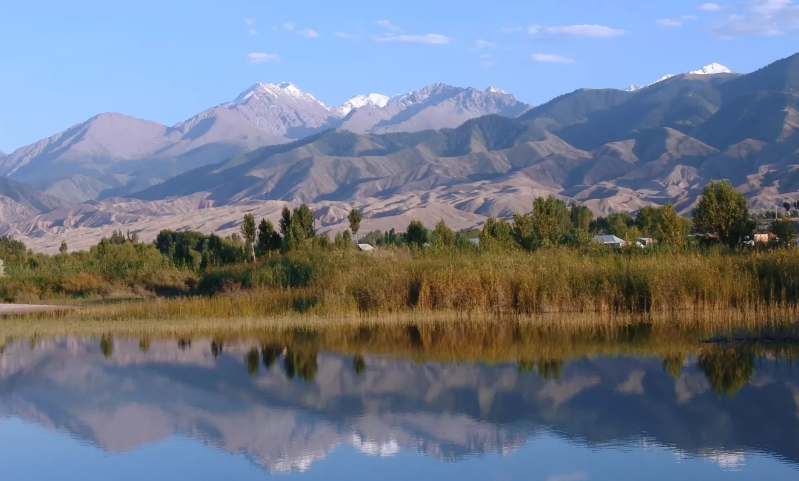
[593,235,626,248]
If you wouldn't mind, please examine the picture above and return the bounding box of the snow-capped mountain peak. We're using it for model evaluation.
[688,63,733,75]
[228,82,327,108]
[486,86,508,94]
[335,93,391,116]
[625,74,675,92]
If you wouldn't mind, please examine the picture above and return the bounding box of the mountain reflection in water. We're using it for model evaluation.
[0,324,798,477]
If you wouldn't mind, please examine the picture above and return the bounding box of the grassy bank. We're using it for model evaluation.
[5,247,799,317]
[172,247,799,314]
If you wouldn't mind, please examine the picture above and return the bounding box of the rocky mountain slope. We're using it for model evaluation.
[0,83,531,203]
[2,53,799,252]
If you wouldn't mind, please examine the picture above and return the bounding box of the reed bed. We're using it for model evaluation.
[195,247,799,314]
[3,247,799,339]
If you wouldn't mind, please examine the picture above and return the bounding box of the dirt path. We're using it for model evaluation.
[0,304,76,315]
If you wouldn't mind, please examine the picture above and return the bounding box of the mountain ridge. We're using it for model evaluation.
[4,53,799,252]
[0,82,532,203]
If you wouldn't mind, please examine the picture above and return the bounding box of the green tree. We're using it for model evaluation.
[532,196,569,246]
[771,218,797,247]
[59,241,68,255]
[348,208,362,241]
[569,227,593,248]
[433,220,455,248]
[692,181,754,247]
[636,206,663,238]
[605,213,635,238]
[279,206,292,236]
[257,219,281,257]
[480,217,513,249]
[405,221,428,248]
[241,213,257,262]
[293,204,315,239]
[511,213,535,250]
[284,218,308,252]
[570,204,594,231]
[658,203,685,248]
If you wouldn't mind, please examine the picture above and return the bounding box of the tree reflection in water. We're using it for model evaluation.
[698,347,756,397]
[284,350,318,382]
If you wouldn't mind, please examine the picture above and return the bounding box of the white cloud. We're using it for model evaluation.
[283,21,295,31]
[248,52,280,64]
[528,24,542,34]
[335,32,359,40]
[657,18,684,27]
[473,39,496,49]
[375,33,453,44]
[482,59,497,66]
[747,0,792,15]
[545,24,627,37]
[699,2,724,11]
[709,0,799,38]
[373,21,452,45]
[376,20,404,33]
[531,53,576,64]
[299,28,319,38]
[501,26,523,33]
[245,19,255,27]
[249,28,258,36]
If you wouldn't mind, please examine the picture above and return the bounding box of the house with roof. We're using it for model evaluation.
[593,235,626,248]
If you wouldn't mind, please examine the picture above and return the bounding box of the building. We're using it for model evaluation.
[754,233,771,244]
[637,237,655,247]
[593,235,626,248]
[357,244,375,252]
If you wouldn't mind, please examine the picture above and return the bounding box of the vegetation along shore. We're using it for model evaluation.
[2,180,799,324]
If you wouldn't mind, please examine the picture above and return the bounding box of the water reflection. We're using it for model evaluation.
[0,325,798,476]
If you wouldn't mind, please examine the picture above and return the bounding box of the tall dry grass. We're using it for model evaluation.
[194,247,799,315]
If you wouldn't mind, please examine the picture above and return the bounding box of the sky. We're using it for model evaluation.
[1,0,799,153]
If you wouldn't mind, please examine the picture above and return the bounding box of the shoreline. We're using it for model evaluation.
[0,303,77,316]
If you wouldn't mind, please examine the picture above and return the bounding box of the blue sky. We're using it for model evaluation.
[1,0,799,153]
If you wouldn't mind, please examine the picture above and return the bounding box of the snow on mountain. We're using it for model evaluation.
[486,86,508,94]
[179,82,337,139]
[688,63,733,75]
[227,82,330,109]
[335,93,391,116]
[0,81,532,202]
[625,74,676,92]
[626,63,732,92]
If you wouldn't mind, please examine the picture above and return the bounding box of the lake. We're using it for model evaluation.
[1,324,798,480]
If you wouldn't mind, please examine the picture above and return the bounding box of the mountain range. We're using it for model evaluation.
[1,54,799,252]
[0,83,530,203]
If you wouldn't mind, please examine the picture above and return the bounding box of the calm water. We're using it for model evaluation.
[1,332,798,480]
